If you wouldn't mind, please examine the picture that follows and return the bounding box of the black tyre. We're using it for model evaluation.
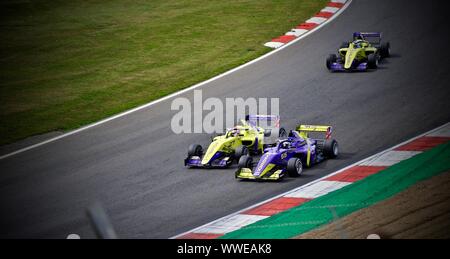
[323,139,339,158]
[380,42,390,58]
[287,157,303,177]
[279,128,287,138]
[340,42,349,49]
[326,54,337,70]
[367,53,378,69]
[238,155,253,169]
[188,144,203,157]
[235,145,249,159]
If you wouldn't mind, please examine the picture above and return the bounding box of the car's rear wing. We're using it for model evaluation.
[245,115,280,129]
[353,32,382,45]
[246,115,282,145]
[296,125,332,139]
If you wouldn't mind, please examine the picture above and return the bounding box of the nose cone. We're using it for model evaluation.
[201,142,220,165]
[344,46,358,69]
[344,51,354,69]
[254,153,276,176]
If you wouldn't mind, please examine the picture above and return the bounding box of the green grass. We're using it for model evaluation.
[0,0,328,145]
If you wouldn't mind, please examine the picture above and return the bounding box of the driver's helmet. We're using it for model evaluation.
[353,39,364,48]
[280,141,291,149]
[229,128,239,137]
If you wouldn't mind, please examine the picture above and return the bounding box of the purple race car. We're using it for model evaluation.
[235,125,339,181]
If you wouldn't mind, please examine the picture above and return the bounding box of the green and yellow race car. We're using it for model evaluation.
[326,32,390,71]
[184,115,286,168]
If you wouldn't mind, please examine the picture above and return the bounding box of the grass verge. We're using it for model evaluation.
[0,0,328,145]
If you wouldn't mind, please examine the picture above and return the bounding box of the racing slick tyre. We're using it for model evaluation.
[238,155,253,169]
[188,144,203,157]
[235,145,249,160]
[287,157,303,177]
[380,42,390,58]
[324,139,339,158]
[326,54,337,70]
[367,53,378,69]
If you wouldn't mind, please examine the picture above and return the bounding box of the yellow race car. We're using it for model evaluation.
[184,115,286,168]
[327,32,390,71]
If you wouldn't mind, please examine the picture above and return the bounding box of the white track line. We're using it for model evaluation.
[321,7,340,13]
[285,29,309,37]
[170,122,450,239]
[359,150,421,166]
[306,17,328,24]
[0,0,353,161]
[192,214,269,235]
[284,180,351,199]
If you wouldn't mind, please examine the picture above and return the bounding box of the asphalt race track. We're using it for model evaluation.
[0,0,449,238]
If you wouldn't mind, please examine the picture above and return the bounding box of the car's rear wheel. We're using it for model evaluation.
[323,139,339,158]
[188,144,203,157]
[238,155,253,169]
[380,42,390,58]
[367,53,378,69]
[235,145,249,160]
[287,157,303,177]
[326,54,337,70]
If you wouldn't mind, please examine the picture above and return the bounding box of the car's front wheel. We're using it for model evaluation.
[323,139,339,158]
[238,155,253,169]
[368,53,378,69]
[287,157,303,177]
[326,54,337,70]
[188,144,203,157]
[235,145,249,161]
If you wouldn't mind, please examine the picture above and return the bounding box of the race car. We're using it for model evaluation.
[326,32,390,72]
[235,124,339,181]
[185,115,286,168]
